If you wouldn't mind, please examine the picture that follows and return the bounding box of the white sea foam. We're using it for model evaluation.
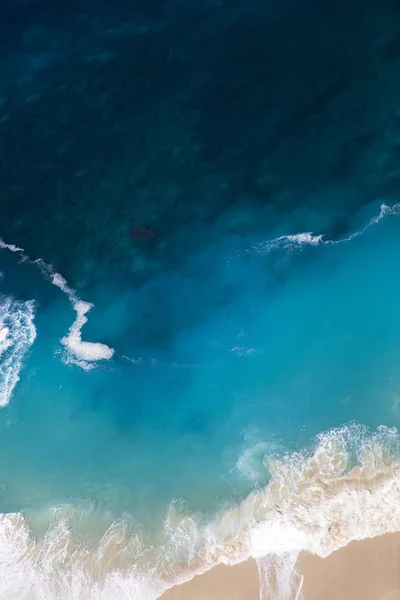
[3,204,400,595]
[0,297,36,406]
[256,232,324,254]
[195,423,400,599]
[61,300,114,370]
[330,201,400,245]
[230,345,263,357]
[0,241,24,253]
[253,201,400,255]
[0,510,165,600]
[1,424,400,599]
[235,440,278,482]
[0,240,114,370]
[37,269,114,369]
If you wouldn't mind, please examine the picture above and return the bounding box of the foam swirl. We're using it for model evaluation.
[0,240,114,370]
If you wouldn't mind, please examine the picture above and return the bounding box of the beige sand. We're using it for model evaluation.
[160,532,400,600]
[160,559,260,600]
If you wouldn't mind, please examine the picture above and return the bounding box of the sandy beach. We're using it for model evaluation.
[160,532,400,600]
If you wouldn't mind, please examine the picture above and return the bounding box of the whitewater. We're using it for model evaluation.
[0,201,399,598]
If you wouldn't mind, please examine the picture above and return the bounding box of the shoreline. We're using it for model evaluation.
[160,531,400,600]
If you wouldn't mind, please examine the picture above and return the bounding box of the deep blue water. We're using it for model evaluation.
[2,0,400,598]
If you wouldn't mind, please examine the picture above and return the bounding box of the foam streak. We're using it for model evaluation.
[253,202,400,255]
[0,240,114,370]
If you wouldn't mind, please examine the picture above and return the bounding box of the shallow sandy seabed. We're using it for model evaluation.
[160,532,400,600]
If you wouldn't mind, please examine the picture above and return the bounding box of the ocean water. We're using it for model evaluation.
[3,0,400,598]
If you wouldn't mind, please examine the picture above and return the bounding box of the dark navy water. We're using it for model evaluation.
[2,0,400,598]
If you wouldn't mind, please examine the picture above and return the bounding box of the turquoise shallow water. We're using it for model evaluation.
[2,202,400,598]
[4,0,400,596]
[0,203,396,515]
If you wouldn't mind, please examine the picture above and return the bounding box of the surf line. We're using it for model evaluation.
[252,202,400,255]
[0,239,114,371]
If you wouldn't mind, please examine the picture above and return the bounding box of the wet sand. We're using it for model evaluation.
[160,532,400,600]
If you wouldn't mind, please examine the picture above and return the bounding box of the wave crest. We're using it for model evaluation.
[253,201,400,255]
[0,297,36,407]
[2,424,400,598]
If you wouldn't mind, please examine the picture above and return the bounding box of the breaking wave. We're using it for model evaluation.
[0,297,36,407]
[2,423,400,599]
[253,201,400,255]
[2,202,400,595]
